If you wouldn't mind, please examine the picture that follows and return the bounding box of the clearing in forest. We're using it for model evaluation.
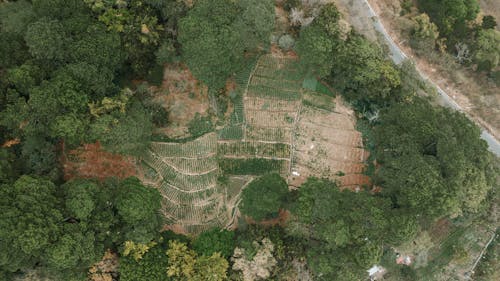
[140,53,372,234]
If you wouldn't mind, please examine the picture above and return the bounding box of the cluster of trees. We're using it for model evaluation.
[374,99,496,219]
[295,3,403,111]
[0,0,184,180]
[414,0,500,77]
[178,0,274,89]
[0,176,161,280]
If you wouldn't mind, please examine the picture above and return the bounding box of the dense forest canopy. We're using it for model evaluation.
[0,1,497,281]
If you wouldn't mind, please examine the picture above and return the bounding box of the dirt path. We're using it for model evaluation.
[335,0,500,156]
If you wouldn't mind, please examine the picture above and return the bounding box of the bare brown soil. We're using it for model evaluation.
[154,64,210,138]
[289,96,371,189]
[1,138,20,148]
[63,142,137,181]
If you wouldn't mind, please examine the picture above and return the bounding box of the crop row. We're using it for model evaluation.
[250,76,302,91]
[218,141,291,158]
[150,132,217,158]
[162,156,218,174]
[144,151,217,191]
[245,109,296,128]
[159,182,218,205]
[244,96,301,112]
[245,125,292,143]
[218,125,244,140]
[247,84,301,101]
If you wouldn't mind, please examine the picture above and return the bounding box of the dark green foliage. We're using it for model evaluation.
[0,176,63,273]
[187,113,214,137]
[374,99,495,219]
[417,0,479,41]
[330,34,401,110]
[120,243,171,281]
[240,173,289,221]
[24,18,68,61]
[115,177,162,243]
[296,4,342,78]
[193,228,235,258]
[288,178,390,280]
[90,100,153,156]
[178,0,243,89]
[219,158,285,175]
[482,15,497,29]
[178,0,274,89]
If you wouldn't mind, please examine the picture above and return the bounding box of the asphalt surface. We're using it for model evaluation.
[355,0,500,156]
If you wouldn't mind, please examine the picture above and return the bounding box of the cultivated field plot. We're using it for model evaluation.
[288,97,371,188]
[141,133,230,234]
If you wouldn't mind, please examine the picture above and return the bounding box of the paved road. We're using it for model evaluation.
[351,0,500,156]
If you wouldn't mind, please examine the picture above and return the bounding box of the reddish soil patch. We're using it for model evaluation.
[1,138,20,148]
[162,224,188,236]
[155,64,210,138]
[63,142,137,181]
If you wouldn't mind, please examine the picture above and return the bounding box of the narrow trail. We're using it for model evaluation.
[341,0,500,156]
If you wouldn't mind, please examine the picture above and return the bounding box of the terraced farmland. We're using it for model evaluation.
[141,54,372,234]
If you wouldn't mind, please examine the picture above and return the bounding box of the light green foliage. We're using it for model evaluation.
[375,99,495,218]
[193,228,235,258]
[411,13,440,51]
[240,173,289,221]
[25,18,67,61]
[166,240,229,281]
[473,29,500,72]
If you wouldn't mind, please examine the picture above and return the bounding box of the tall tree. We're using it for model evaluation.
[240,173,289,221]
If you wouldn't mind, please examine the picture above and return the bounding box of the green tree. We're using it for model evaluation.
[374,99,495,218]
[473,29,500,73]
[234,0,275,51]
[296,3,342,77]
[240,173,289,221]
[193,228,235,258]
[115,177,162,243]
[0,176,63,273]
[482,15,497,29]
[89,99,153,156]
[178,0,243,89]
[417,0,479,40]
[62,179,99,220]
[330,34,401,108]
[120,243,170,281]
[166,240,228,281]
[24,18,68,61]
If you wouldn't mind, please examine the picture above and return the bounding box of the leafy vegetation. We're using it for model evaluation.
[240,173,289,221]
